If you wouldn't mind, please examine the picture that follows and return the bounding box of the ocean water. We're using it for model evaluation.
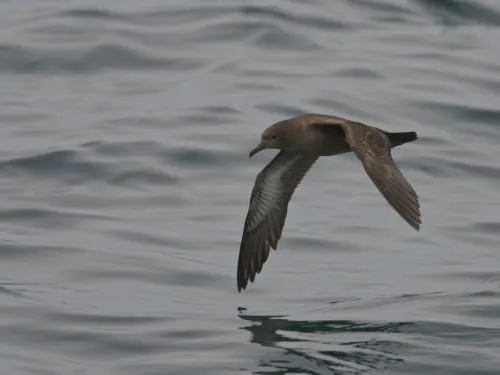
[1,0,500,374]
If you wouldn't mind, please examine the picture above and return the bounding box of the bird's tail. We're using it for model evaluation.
[386,131,418,148]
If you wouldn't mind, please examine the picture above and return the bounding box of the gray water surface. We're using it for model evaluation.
[1,1,500,374]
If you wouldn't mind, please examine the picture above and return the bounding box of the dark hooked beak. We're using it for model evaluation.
[249,143,265,158]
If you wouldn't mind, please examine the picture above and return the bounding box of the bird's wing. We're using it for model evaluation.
[339,122,421,230]
[237,151,318,292]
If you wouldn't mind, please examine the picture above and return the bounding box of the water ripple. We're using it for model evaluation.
[1,0,500,374]
[0,150,108,181]
[0,44,207,74]
[416,0,500,25]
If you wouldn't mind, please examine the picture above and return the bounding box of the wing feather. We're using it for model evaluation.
[339,122,421,230]
[237,151,318,292]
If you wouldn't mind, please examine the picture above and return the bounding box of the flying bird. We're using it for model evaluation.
[237,113,420,292]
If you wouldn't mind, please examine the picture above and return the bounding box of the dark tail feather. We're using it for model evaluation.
[386,131,418,148]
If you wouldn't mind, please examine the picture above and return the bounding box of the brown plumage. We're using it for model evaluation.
[237,114,421,292]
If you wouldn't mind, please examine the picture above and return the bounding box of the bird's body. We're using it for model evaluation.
[237,113,421,292]
[259,114,352,156]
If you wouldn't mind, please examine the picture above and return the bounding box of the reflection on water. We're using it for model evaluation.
[239,311,409,374]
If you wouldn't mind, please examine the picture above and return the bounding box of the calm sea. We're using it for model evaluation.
[1,0,500,374]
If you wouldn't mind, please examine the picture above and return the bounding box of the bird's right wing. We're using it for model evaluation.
[237,151,318,292]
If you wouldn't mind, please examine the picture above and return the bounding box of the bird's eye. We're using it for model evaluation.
[272,136,277,139]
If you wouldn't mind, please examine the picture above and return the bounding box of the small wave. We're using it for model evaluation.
[0,285,26,298]
[0,43,207,74]
[163,147,237,168]
[82,140,167,158]
[0,208,110,229]
[58,8,120,20]
[0,149,108,182]
[416,100,500,127]
[285,234,362,253]
[238,5,347,31]
[108,169,178,188]
[0,243,80,259]
[76,268,223,289]
[448,160,500,180]
[415,0,500,26]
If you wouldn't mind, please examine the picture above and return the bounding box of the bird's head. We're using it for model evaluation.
[249,121,290,157]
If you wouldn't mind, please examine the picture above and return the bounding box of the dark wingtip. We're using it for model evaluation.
[237,277,246,293]
[237,263,248,293]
